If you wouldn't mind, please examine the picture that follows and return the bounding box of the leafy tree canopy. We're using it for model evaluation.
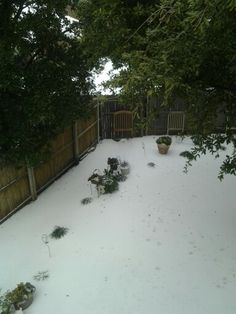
[77,0,236,179]
[0,0,93,166]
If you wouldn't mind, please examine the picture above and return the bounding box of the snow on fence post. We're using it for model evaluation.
[27,165,37,201]
[73,121,80,165]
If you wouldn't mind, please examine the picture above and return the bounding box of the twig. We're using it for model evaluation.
[41,234,51,258]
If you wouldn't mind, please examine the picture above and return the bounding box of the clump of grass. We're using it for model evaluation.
[33,271,49,281]
[50,226,68,239]
[147,162,156,167]
[81,197,93,205]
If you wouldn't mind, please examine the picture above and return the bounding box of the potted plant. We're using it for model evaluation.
[88,169,119,196]
[120,161,130,176]
[156,136,172,154]
[5,282,36,311]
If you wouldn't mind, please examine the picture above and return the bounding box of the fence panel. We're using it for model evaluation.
[77,109,98,156]
[34,127,74,192]
[0,166,30,220]
[0,107,99,222]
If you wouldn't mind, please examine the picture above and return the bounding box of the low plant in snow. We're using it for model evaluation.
[0,291,15,314]
[88,170,119,195]
[147,162,156,167]
[102,171,119,194]
[107,157,119,172]
[33,271,49,281]
[81,197,93,205]
[50,226,68,239]
[88,158,130,197]
[1,282,36,312]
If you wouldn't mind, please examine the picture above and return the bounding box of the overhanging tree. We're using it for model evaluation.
[0,0,93,166]
[77,0,236,179]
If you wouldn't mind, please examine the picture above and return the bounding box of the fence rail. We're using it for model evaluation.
[0,107,99,222]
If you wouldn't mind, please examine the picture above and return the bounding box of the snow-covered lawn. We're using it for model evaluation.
[1,136,236,314]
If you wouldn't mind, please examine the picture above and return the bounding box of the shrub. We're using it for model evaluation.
[103,174,119,194]
[50,226,68,239]
[0,292,14,314]
[147,162,156,167]
[81,197,93,205]
[5,283,35,305]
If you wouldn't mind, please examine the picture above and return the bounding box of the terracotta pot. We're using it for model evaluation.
[157,143,170,154]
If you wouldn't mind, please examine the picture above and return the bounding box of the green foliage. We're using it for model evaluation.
[147,162,156,168]
[180,134,236,179]
[50,226,68,239]
[4,282,35,308]
[33,270,49,281]
[78,0,236,178]
[103,173,119,194]
[0,1,93,166]
[81,197,93,205]
[156,136,172,146]
[0,291,14,314]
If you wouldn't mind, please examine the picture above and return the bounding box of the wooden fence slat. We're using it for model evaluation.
[0,108,99,222]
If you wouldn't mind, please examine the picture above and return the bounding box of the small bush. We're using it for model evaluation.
[107,157,119,171]
[147,162,156,167]
[0,292,14,314]
[103,175,119,194]
[5,282,35,305]
[50,226,68,239]
[81,197,93,205]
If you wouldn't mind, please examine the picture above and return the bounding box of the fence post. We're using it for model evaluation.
[97,102,100,143]
[27,165,37,201]
[145,95,149,136]
[140,104,144,137]
[73,121,80,164]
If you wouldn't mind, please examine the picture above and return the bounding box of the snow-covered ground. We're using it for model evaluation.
[1,136,236,314]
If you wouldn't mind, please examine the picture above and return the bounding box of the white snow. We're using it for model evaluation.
[1,136,236,314]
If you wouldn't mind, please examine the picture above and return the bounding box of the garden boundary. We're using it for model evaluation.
[99,96,226,138]
[0,106,99,223]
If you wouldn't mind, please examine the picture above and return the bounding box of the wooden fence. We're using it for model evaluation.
[99,96,227,137]
[0,107,99,222]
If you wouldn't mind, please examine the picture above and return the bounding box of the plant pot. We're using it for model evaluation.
[157,143,170,154]
[120,165,130,176]
[14,294,34,311]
